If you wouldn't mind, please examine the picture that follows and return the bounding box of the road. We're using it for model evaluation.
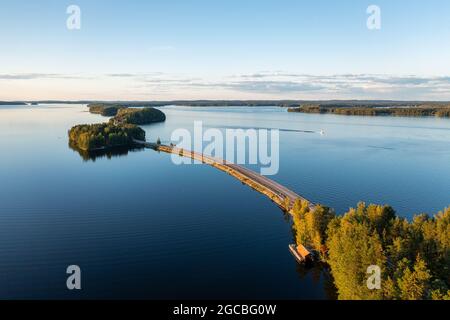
[135,140,316,213]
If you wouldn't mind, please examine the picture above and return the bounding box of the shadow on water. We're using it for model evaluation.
[294,262,338,300]
[287,214,338,300]
[68,141,145,162]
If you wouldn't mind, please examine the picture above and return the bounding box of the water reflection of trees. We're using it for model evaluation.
[292,260,338,300]
[289,223,338,300]
[69,141,145,161]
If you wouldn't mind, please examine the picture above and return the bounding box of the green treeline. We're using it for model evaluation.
[6,100,450,109]
[0,101,27,105]
[89,104,123,116]
[292,200,450,300]
[288,104,450,118]
[70,106,166,151]
[88,103,156,116]
[83,100,450,108]
[113,107,166,125]
[69,123,145,151]
[87,101,302,108]
[88,104,167,124]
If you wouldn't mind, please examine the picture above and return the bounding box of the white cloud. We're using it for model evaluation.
[1,72,450,100]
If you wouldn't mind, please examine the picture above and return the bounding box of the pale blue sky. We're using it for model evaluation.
[1,0,450,100]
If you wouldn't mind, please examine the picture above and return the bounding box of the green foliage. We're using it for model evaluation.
[326,204,387,300]
[74,105,165,157]
[88,104,123,116]
[288,104,450,118]
[430,287,450,300]
[435,108,450,117]
[0,101,27,105]
[291,201,450,300]
[88,104,167,124]
[292,200,335,258]
[68,123,145,151]
[396,256,432,300]
[112,107,166,125]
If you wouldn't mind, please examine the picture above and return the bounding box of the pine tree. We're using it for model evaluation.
[397,255,432,300]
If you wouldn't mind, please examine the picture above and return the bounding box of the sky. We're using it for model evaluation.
[1,0,450,101]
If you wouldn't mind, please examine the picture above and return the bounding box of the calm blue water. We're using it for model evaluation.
[0,104,449,299]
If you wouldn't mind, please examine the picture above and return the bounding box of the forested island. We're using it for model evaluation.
[288,104,450,118]
[112,107,166,125]
[88,103,166,124]
[69,106,166,152]
[7,100,450,115]
[24,99,450,109]
[291,200,450,300]
[0,101,27,105]
[69,123,145,151]
[89,104,123,116]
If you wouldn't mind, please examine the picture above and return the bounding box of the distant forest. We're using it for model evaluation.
[4,100,450,118]
[288,103,450,118]
[0,101,27,105]
[4,100,450,108]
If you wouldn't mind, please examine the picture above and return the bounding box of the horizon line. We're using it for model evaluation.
[3,99,450,103]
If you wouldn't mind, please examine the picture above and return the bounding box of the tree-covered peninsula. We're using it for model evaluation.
[69,123,145,151]
[112,107,166,125]
[0,101,27,105]
[291,200,450,300]
[288,104,450,118]
[88,103,166,124]
[89,104,123,116]
[69,105,166,152]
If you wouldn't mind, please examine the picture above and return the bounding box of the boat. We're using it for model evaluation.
[289,244,314,264]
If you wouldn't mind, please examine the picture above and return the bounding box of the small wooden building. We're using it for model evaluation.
[289,244,314,264]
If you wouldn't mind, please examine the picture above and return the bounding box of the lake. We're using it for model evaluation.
[0,104,449,299]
